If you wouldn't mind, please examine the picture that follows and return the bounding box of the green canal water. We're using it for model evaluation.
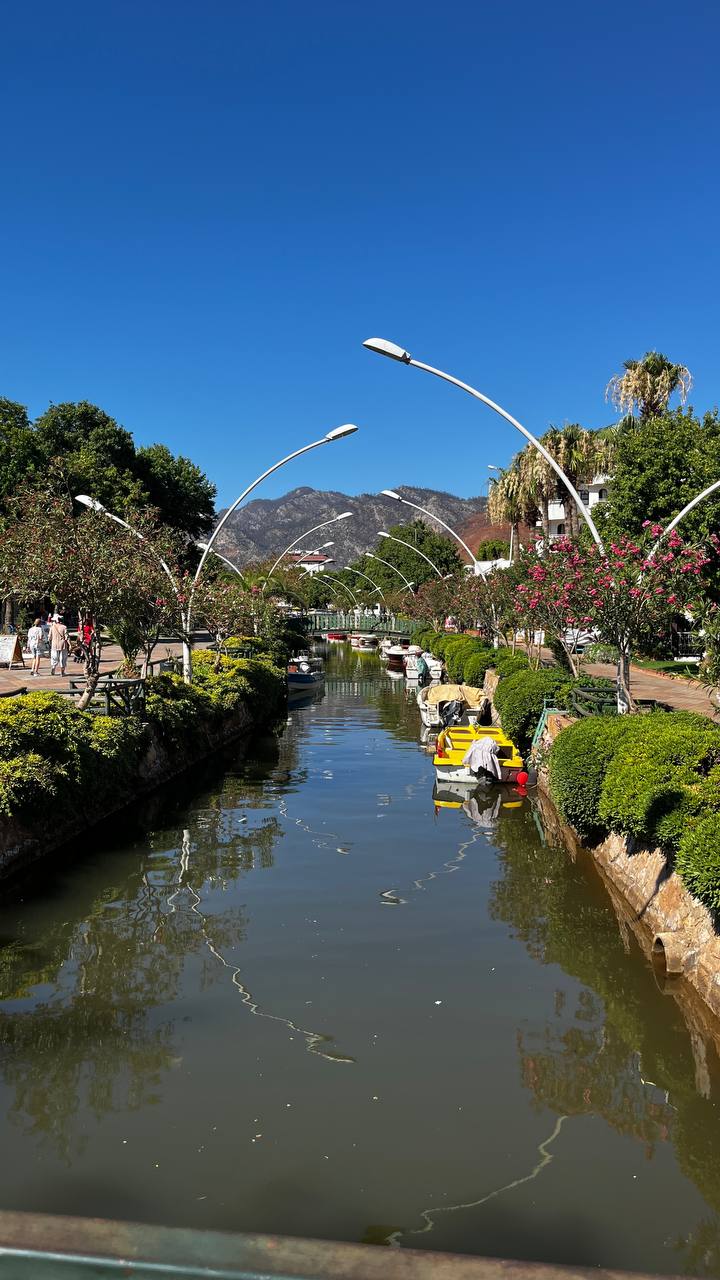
[1,646,720,1273]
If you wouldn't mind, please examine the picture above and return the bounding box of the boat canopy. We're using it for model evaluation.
[424,683,485,708]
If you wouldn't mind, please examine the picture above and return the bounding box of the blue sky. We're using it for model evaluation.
[2,1,719,507]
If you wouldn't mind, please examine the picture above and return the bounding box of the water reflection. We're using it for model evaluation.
[2,649,720,1271]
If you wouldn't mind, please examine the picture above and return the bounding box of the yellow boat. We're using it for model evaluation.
[433,723,523,785]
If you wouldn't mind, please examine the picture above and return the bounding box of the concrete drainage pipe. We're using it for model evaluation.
[652,932,689,977]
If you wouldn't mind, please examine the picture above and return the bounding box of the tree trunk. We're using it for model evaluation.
[562,641,580,679]
[2,595,14,631]
[541,500,550,545]
[616,642,633,713]
[77,635,102,711]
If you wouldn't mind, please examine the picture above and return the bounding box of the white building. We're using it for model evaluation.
[547,475,610,539]
[287,551,334,575]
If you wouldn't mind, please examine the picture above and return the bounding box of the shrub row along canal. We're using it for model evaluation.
[1,645,720,1273]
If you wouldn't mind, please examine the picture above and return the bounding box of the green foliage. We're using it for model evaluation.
[548,715,636,836]
[0,691,146,819]
[676,815,720,910]
[598,712,720,848]
[476,538,510,560]
[494,669,573,750]
[493,652,529,679]
[0,399,216,536]
[0,655,285,821]
[461,650,497,687]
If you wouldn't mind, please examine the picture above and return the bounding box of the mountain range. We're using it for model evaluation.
[214,485,509,567]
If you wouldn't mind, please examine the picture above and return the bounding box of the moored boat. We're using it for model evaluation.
[327,631,347,642]
[432,723,523,785]
[287,654,325,696]
[416,683,488,729]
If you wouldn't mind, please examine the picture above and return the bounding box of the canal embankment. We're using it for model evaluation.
[482,660,720,1035]
[0,650,285,878]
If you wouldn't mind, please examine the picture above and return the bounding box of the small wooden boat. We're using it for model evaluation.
[327,631,347,643]
[433,723,523,785]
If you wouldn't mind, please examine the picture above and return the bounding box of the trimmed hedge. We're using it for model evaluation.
[494,669,573,752]
[547,710,720,911]
[548,715,638,837]
[676,815,720,910]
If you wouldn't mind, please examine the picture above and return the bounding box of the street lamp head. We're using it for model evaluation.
[488,464,500,471]
[75,494,104,511]
[363,338,411,364]
[380,489,402,501]
[320,540,334,548]
[377,530,390,537]
[336,510,353,519]
[324,424,358,441]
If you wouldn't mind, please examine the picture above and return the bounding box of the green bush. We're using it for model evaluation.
[598,712,720,847]
[0,655,286,822]
[495,669,573,751]
[462,650,497,688]
[0,691,146,819]
[548,715,637,837]
[676,814,720,910]
[445,638,481,682]
[0,753,61,817]
[493,652,530,679]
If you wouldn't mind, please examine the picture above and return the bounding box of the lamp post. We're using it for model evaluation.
[366,551,415,593]
[365,339,604,554]
[379,488,482,575]
[377,530,448,580]
[196,542,247,581]
[311,572,360,607]
[75,496,185,670]
[266,512,353,582]
[344,566,386,602]
[185,424,358,680]
[648,479,720,560]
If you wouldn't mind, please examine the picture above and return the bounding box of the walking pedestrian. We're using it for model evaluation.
[27,618,44,676]
[49,615,69,676]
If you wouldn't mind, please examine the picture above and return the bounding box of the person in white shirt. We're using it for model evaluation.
[27,618,44,676]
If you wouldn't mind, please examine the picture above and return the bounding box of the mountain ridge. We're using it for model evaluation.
[215,485,505,567]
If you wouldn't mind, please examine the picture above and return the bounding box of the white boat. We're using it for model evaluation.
[386,644,408,671]
[416,682,488,730]
[350,633,378,650]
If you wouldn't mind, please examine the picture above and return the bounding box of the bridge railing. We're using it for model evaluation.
[307,612,409,634]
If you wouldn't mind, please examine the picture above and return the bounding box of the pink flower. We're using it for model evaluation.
[642,520,651,528]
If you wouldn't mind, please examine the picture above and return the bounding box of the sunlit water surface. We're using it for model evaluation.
[1,647,720,1273]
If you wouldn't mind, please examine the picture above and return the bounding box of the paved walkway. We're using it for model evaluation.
[582,659,718,719]
[0,639,191,697]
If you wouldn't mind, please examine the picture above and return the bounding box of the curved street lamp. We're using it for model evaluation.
[366,338,604,554]
[377,529,449,580]
[366,551,415,593]
[344,566,386,602]
[648,478,720,560]
[312,571,360,607]
[379,488,481,574]
[196,542,246,581]
[185,424,358,679]
[266,511,353,582]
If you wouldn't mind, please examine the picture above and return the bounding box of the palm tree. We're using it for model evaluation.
[488,460,529,557]
[605,351,692,420]
[553,424,594,539]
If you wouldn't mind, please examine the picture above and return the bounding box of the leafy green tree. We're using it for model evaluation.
[476,538,510,559]
[0,399,216,537]
[343,522,462,596]
[135,443,215,538]
[603,408,720,544]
